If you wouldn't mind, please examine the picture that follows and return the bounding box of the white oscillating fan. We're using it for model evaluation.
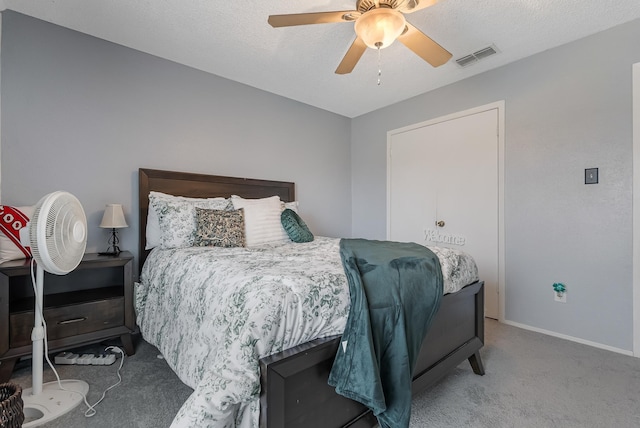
[19,191,89,427]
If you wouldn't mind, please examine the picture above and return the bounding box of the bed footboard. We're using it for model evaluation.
[259,281,485,428]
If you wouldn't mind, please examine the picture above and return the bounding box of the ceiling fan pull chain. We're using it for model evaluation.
[377,43,382,85]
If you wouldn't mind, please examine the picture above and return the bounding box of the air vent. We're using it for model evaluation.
[456,55,478,67]
[455,45,499,68]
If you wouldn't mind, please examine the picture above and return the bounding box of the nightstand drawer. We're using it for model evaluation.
[9,298,125,348]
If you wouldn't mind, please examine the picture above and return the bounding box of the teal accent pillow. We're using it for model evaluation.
[281,209,314,243]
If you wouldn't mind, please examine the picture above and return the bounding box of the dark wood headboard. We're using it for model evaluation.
[138,168,295,271]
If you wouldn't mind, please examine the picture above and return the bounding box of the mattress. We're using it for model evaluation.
[134,237,478,428]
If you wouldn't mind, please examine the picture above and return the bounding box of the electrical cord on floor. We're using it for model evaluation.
[29,259,127,418]
[83,346,125,418]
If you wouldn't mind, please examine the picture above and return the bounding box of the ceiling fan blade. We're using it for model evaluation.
[401,0,439,13]
[335,37,367,75]
[268,11,359,28]
[397,23,452,67]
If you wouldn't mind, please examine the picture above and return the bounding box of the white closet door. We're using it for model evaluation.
[388,107,500,319]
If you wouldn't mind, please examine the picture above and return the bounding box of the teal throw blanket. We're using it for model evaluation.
[328,239,443,428]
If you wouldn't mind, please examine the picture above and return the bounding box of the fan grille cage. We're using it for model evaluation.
[30,191,87,275]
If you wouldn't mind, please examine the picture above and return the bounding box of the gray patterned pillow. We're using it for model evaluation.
[151,195,231,249]
[194,208,246,248]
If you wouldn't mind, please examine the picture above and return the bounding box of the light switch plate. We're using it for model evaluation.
[585,168,598,184]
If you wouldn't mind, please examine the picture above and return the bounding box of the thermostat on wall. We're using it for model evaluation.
[585,168,598,184]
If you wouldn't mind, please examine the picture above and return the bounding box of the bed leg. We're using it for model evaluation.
[468,351,485,375]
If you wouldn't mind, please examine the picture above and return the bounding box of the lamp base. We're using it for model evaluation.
[22,380,89,427]
[98,251,120,256]
[100,228,122,256]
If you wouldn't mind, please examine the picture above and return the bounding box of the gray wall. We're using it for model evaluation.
[351,19,640,351]
[2,11,638,352]
[1,11,352,274]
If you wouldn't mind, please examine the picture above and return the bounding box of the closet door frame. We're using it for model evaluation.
[632,63,639,357]
[386,101,505,321]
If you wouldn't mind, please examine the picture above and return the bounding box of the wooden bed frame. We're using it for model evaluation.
[138,168,485,428]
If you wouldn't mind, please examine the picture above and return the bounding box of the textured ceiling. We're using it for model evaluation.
[4,0,640,118]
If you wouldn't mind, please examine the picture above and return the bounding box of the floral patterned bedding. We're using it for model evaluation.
[134,237,478,428]
[427,245,480,294]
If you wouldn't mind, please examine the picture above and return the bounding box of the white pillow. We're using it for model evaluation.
[148,192,230,249]
[231,195,289,247]
[146,203,162,249]
[0,205,35,264]
[281,201,299,213]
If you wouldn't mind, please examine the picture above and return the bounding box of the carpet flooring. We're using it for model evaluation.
[8,319,640,427]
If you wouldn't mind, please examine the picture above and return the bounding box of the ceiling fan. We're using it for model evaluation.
[268,0,452,74]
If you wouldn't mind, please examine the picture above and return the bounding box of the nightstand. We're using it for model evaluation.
[0,251,138,382]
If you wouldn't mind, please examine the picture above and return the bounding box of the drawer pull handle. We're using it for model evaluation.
[58,317,87,325]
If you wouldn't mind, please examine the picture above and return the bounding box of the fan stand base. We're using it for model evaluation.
[22,380,89,427]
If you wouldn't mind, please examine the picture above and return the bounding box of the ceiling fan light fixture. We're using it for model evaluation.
[354,8,406,49]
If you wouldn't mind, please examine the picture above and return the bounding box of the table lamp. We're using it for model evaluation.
[99,204,128,255]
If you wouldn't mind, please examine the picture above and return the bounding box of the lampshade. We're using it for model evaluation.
[99,204,128,229]
[354,8,406,49]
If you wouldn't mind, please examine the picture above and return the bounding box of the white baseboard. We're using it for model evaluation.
[501,319,635,357]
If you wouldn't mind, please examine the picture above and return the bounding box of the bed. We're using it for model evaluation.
[136,168,485,428]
